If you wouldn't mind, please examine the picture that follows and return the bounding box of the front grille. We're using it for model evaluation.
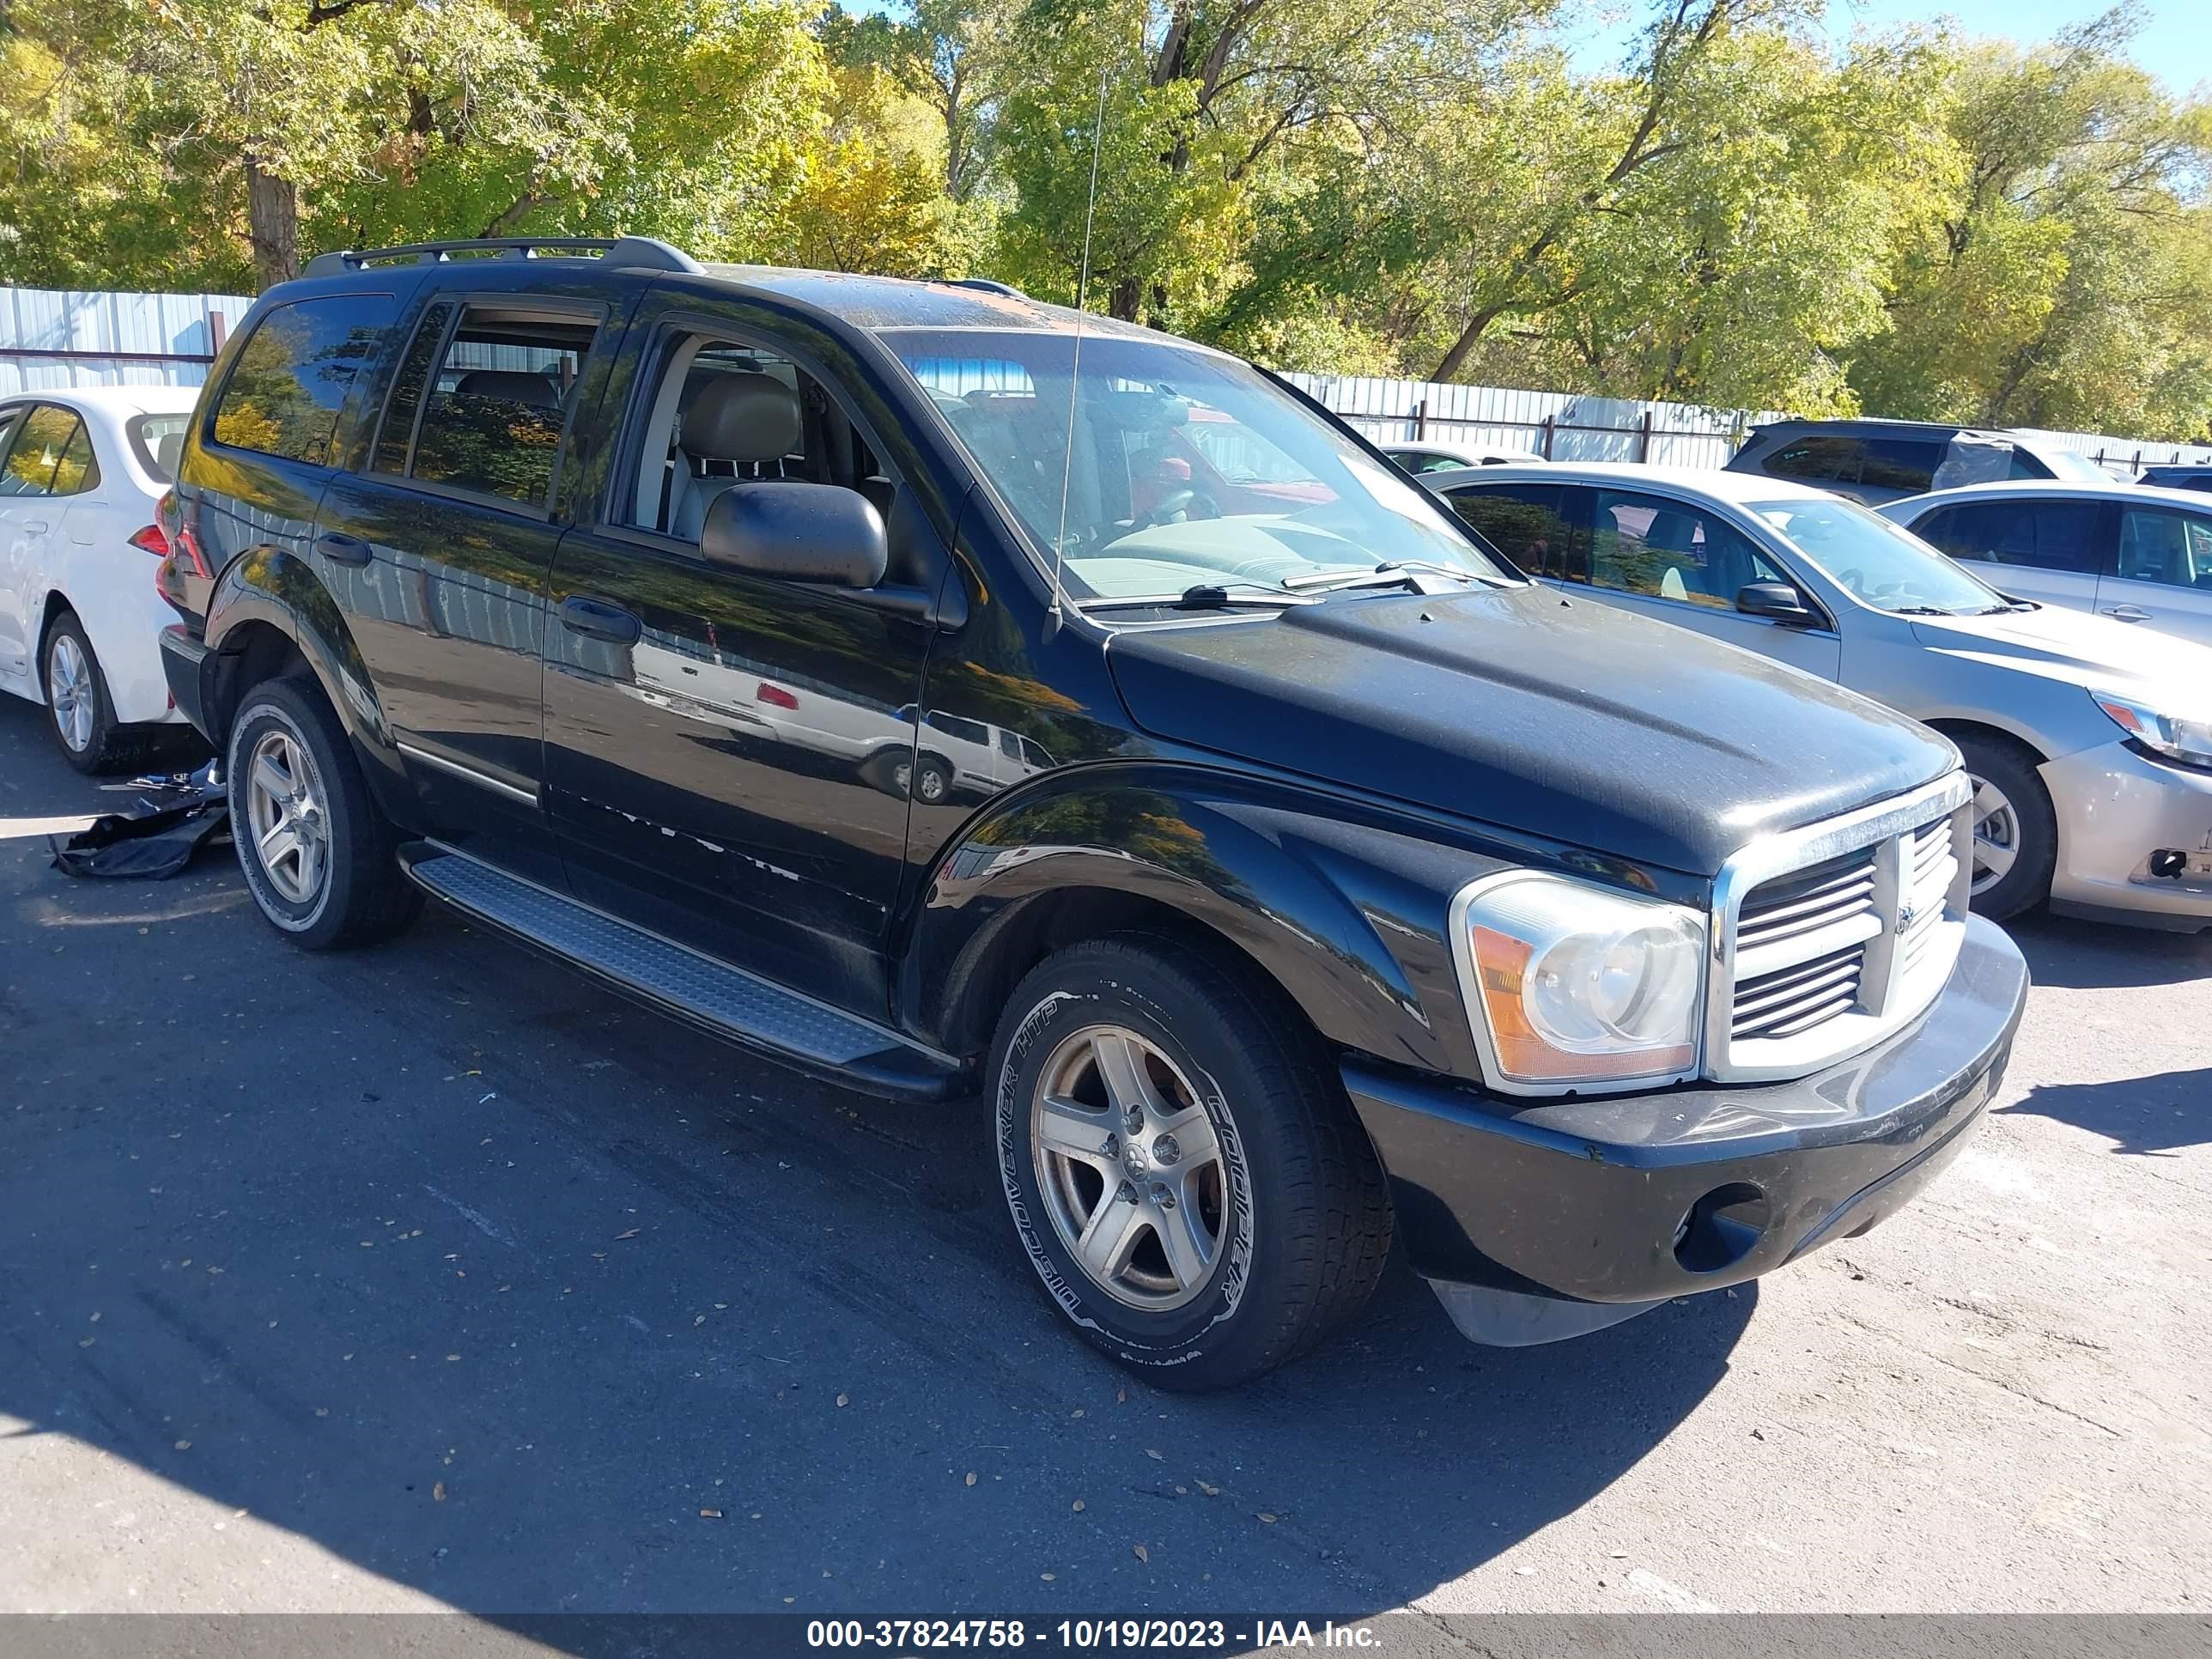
[1711,775,1973,1083]
[1732,941,1866,1040]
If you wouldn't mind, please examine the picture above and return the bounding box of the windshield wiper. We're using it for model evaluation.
[1975,600,2037,615]
[1890,605,1957,617]
[1280,560,1499,594]
[1079,583,1317,613]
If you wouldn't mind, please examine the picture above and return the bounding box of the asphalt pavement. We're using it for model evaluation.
[2,691,2207,1628]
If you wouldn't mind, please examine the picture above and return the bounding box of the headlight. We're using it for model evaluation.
[1449,872,1706,1095]
[2093,689,2212,769]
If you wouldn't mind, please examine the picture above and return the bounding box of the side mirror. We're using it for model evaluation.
[1735,580,1819,627]
[700,481,888,589]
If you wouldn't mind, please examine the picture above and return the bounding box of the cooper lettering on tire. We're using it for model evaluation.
[988,933,1390,1390]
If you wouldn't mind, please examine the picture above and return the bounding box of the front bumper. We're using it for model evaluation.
[1342,912,2027,1344]
[2042,740,2212,932]
[159,625,212,741]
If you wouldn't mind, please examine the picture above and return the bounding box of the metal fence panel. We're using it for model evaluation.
[0,287,252,395]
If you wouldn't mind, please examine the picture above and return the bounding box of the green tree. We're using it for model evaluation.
[1844,9,2212,440]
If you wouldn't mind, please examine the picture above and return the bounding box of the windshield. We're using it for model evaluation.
[1751,496,2011,616]
[881,329,1510,599]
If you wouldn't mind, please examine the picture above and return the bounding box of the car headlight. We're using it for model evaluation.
[2093,689,2212,770]
[1449,872,1706,1094]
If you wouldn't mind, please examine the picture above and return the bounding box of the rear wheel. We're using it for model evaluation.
[1955,733,2057,922]
[42,612,121,774]
[991,934,1391,1391]
[227,676,422,950]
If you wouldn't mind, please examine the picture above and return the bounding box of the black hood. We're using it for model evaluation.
[1105,586,1957,876]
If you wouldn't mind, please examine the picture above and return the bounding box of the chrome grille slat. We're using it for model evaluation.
[1732,945,1866,1036]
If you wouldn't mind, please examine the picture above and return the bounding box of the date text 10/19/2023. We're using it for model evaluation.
[805,1620,1385,1650]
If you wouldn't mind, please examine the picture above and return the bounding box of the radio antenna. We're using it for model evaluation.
[1047,61,1112,639]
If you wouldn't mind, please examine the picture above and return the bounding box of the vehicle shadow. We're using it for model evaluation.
[2006,910,2212,990]
[0,696,1752,1627]
[2000,1066,2212,1158]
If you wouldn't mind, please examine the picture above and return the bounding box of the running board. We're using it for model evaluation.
[399,848,965,1103]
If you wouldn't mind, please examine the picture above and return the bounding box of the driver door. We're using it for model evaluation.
[539,296,935,1012]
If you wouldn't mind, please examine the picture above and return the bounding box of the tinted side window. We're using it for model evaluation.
[371,301,456,476]
[1590,489,1781,608]
[1917,501,2102,573]
[1857,439,1943,494]
[1444,483,1581,580]
[212,294,398,465]
[1760,436,1863,483]
[409,306,598,507]
[2006,449,2054,480]
[926,710,989,745]
[2116,507,2212,589]
[0,404,81,497]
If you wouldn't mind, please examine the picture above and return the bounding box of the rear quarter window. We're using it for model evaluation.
[210,293,399,465]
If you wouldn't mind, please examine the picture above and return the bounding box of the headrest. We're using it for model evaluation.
[683,372,801,465]
[155,431,184,478]
[454,369,563,408]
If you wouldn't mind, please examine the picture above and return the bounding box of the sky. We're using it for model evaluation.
[1566,0,2212,89]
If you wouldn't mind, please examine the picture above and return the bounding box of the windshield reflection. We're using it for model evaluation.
[883,329,1509,601]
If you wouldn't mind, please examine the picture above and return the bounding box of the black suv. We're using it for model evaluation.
[1729,417,2113,506]
[157,236,2027,1389]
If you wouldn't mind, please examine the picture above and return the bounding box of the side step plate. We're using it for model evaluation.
[402,849,964,1103]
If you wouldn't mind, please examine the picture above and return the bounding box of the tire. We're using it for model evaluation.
[41,611,123,774]
[990,933,1392,1391]
[1955,732,2057,922]
[911,754,951,805]
[226,676,422,951]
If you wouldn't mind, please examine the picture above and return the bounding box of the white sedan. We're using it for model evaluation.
[1428,461,2212,933]
[1382,439,1547,475]
[0,386,201,770]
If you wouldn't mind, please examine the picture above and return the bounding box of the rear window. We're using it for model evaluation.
[1443,483,1581,580]
[211,294,398,465]
[130,413,190,482]
[403,306,598,507]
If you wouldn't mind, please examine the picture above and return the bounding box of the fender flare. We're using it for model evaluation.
[200,545,410,815]
[897,762,1498,1078]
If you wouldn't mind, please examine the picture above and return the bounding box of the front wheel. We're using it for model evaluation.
[227,676,422,950]
[991,935,1391,1391]
[1956,734,2057,922]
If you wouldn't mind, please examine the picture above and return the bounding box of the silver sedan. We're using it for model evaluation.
[1426,461,2212,933]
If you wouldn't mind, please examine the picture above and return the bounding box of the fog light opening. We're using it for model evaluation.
[1673,1182,1771,1274]
[2149,848,2187,880]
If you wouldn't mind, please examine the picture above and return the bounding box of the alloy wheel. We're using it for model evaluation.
[1030,1024,1232,1312]
[1967,772,2019,898]
[246,729,329,906]
[47,635,94,754]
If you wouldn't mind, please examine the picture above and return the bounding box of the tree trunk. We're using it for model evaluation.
[246,160,300,289]
[1109,276,1140,322]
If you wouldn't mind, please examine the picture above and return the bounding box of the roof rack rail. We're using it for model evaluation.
[301,235,702,279]
[945,276,1024,299]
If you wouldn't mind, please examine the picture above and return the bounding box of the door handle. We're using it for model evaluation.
[21,520,47,534]
[316,530,373,566]
[559,594,642,645]
[2104,604,2153,623]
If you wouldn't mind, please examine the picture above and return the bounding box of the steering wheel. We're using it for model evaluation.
[1132,486,1219,531]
